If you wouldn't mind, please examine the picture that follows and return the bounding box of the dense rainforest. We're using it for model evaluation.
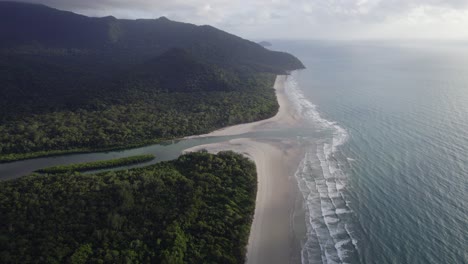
[0,2,304,161]
[0,151,257,264]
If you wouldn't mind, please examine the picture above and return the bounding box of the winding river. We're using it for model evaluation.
[0,129,303,180]
[0,136,236,180]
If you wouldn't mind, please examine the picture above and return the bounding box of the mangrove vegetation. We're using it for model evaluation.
[36,154,155,174]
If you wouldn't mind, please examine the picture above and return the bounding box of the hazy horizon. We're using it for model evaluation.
[5,0,468,41]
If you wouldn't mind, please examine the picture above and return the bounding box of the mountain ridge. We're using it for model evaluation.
[0,1,304,72]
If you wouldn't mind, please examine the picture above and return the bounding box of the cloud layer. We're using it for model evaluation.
[12,0,468,39]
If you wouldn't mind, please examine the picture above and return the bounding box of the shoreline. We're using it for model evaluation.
[185,75,300,138]
[184,75,307,263]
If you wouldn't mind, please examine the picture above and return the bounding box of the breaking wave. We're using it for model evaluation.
[285,75,360,264]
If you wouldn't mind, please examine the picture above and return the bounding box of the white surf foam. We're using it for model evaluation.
[285,74,359,264]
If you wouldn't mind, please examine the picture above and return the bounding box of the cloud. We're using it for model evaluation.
[9,0,468,39]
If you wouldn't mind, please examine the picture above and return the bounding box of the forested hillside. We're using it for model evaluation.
[0,151,257,263]
[0,2,304,161]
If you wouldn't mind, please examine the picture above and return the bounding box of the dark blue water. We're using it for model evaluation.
[276,41,468,264]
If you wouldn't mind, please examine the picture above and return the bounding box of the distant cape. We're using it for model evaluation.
[258,41,273,47]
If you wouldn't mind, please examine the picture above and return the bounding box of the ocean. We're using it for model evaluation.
[275,40,468,264]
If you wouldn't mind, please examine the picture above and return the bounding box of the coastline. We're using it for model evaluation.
[186,75,300,138]
[184,75,307,263]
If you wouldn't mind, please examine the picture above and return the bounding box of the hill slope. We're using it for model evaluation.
[0,2,304,161]
[0,1,303,72]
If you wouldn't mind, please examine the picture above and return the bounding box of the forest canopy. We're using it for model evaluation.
[0,151,257,264]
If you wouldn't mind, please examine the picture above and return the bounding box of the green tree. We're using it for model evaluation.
[70,244,92,264]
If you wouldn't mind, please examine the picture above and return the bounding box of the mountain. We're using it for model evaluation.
[0,2,304,161]
[122,48,239,93]
[0,2,303,72]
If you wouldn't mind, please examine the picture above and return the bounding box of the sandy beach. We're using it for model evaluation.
[184,75,306,263]
[186,75,300,138]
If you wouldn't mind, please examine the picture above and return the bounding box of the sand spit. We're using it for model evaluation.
[184,75,307,263]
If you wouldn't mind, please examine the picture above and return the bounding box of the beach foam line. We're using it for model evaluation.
[285,73,359,264]
[183,73,359,264]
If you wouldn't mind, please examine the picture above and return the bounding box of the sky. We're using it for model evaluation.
[12,0,468,40]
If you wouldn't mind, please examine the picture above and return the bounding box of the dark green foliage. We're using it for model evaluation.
[0,151,257,263]
[0,2,304,161]
[0,73,278,162]
[36,154,155,174]
[0,2,305,72]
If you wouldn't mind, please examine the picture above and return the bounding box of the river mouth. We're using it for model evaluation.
[0,74,359,264]
[0,126,322,181]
